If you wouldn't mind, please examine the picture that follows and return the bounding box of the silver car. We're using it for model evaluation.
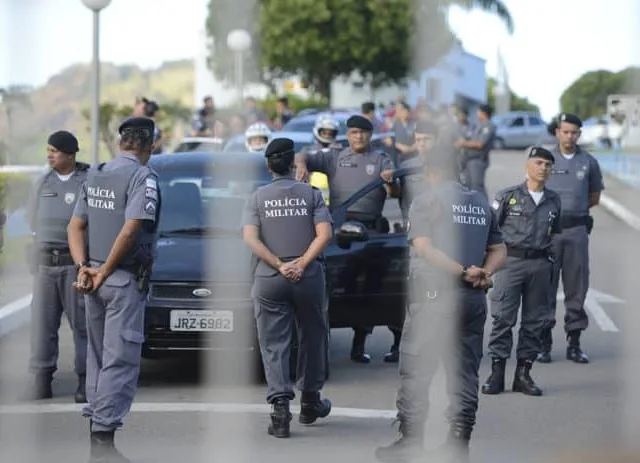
[492,111,548,149]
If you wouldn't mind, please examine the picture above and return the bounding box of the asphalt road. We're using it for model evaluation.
[0,150,638,463]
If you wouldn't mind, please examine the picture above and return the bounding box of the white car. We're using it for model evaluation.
[580,116,625,149]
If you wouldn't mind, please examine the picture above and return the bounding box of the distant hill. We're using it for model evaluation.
[0,60,195,165]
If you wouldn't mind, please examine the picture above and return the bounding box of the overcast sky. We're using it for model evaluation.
[1,0,638,120]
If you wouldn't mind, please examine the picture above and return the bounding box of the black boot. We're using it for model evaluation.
[375,418,424,463]
[89,430,131,462]
[438,422,471,463]
[25,373,53,400]
[267,399,292,438]
[566,330,589,364]
[299,391,331,425]
[481,358,506,395]
[75,375,87,403]
[512,359,543,396]
[383,329,402,363]
[350,330,371,363]
[536,328,552,363]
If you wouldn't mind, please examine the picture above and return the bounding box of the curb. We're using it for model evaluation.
[0,294,32,339]
[599,193,640,232]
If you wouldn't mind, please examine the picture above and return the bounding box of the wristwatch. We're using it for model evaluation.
[460,266,468,278]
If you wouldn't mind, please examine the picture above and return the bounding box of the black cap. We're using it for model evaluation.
[558,112,582,128]
[414,120,439,136]
[527,146,555,163]
[265,138,295,158]
[118,117,155,135]
[47,130,79,154]
[346,115,374,132]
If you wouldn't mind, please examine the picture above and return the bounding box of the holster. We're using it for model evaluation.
[586,215,594,235]
[134,264,152,294]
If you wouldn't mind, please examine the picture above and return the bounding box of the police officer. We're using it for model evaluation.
[67,117,160,462]
[482,147,562,397]
[375,152,506,463]
[25,130,89,402]
[455,104,496,199]
[538,113,604,364]
[399,119,439,225]
[294,115,401,363]
[242,137,333,438]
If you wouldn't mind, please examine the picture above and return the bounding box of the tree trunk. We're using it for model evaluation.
[316,75,332,106]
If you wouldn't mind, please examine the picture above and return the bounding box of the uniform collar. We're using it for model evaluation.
[272,174,294,181]
[118,153,142,164]
[518,181,548,196]
[551,144,584,156]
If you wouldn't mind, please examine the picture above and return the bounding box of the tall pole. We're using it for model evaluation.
[235,51,244,103]
[90,10,101,165]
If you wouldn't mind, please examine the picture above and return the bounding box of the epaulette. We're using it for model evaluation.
[76,162,91,171]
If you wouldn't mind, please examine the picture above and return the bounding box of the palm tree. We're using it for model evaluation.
[446,0,514,33]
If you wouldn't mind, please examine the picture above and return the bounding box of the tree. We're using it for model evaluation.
[559,70,623,120]
[0,86,33,164]
[486,78,539,113]
[81,100,192,158]
[205,0,514,101]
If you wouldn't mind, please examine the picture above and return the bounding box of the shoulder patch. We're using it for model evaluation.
[145,178,157,190]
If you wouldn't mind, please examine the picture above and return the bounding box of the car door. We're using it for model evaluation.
[526,115,546,146]
[323,169,415,329]
[504,116,527,147]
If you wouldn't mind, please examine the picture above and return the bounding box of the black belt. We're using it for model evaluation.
[561,215,589,229]
[507,247,548,259]
[40,248,74,267]
[279,256,323,264]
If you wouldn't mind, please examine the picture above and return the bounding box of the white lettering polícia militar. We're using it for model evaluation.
[263,197,308,208]
[452,203,487,226]
[87,186,116,211]
[263,196,309,219]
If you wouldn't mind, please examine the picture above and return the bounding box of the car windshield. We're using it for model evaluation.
[155,162,270,234]
[283,117,349,135]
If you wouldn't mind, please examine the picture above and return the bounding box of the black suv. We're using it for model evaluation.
[143,151,415,377]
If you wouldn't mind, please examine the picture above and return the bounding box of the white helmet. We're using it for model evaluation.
[313,116,339,145]
[244,122,272,152]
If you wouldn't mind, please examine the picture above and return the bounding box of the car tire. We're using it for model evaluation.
[493,138,505,150]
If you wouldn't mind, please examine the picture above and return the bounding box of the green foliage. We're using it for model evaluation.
[205,0,262,85]
[487,78,539,113]
[205,0,514,100]
[559,67,640,120]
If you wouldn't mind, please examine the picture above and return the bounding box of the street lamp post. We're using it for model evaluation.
[81,0,112,165]
[226,29,252,104]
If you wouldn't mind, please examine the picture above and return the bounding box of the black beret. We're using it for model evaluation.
[414,120,439,136]
[527,146,555,163]
[478,104,493,116]
[558,112,582,128]
[265,138,295,158]
[547,117,558,136]
[47,130,79,154]
[118,117,155,135]
[346,115,374,132]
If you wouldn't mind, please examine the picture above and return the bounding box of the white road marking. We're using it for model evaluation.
[557,288,623,332]
[0,294,32,338]
[599,193,640,232]
[0,402,397,419]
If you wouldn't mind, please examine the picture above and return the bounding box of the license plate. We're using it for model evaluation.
[169,310,234,332]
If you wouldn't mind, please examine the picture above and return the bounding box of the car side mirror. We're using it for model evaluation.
[336,221,369,248]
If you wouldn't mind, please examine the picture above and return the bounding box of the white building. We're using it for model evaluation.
[194,31,487,117]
